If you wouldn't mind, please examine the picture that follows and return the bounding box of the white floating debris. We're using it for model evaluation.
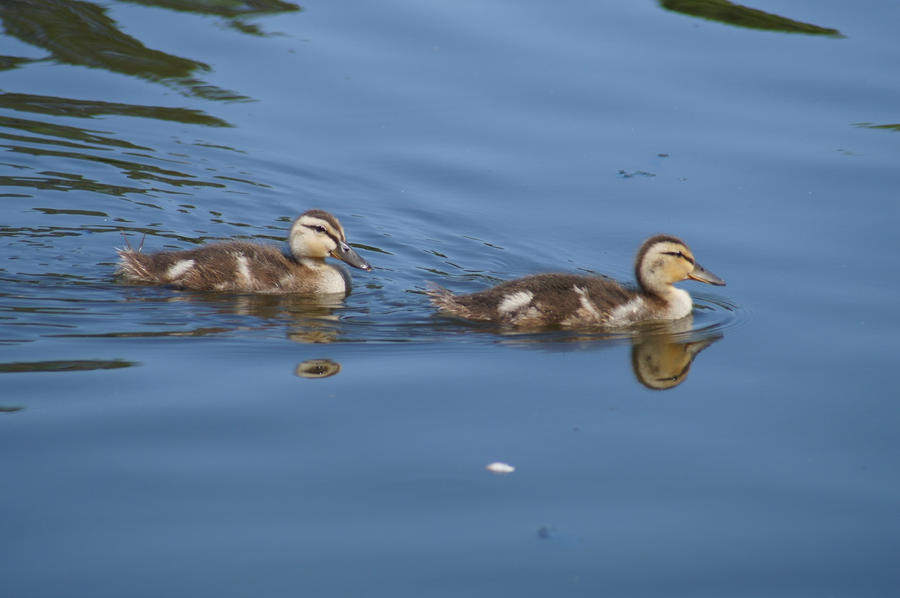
[485,462,515,474]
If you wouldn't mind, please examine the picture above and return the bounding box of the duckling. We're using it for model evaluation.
[428,234,725,328]
[117,209,371,295]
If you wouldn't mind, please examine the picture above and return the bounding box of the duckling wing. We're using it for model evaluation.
[503,274,636,326]
[118,242,301,292]
[431,274,637,327]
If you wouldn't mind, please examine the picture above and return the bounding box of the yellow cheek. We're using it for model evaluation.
[664,260,690,281]
[312,238,330,256]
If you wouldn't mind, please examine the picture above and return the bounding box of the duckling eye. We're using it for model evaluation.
[663,250,694,264]
[314,225,327,234]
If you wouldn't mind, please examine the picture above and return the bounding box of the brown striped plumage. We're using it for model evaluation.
[117,210,371,295]
[429,235,725,328]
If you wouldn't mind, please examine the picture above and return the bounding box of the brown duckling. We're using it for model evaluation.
[428,234,725,328]
[117,209,371,295]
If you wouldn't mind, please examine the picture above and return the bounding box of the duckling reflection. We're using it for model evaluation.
[295,359,341,379]
[488,316,723,390]
[123,290,347,343]
[215,293,346,344]
[286,317,342,344]
[630,329,722,390]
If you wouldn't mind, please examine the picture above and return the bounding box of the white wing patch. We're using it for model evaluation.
[572,285,602,321]
[607,297,645,327]
[235,255,252,284]
[498,290,534,314]
[166,259,195,280]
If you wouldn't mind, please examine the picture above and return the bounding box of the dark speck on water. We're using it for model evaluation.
[2,1,899,596]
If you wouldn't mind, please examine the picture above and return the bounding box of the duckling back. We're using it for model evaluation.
[429,273,641,328]
[117,241,351,295]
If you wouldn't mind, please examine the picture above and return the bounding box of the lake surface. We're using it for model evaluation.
[2,1,899,596]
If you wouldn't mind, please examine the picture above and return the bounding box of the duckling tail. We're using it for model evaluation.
[425,282,454,305]
[116,248,154,282]
[426,281,460,307]
[426,282,482,320]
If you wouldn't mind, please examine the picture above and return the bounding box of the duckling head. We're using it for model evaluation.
[288,210,372,270]
[635,235,725,296]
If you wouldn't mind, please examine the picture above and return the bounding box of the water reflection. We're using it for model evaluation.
[658,0,843,37]
[0,96,232,196]
[224,293,346,343]
[630,326,721,390]
[0,0,299,100]
[295,358,341,379]
[854,122,900,133]
[122,0,302,36]
[0,94,230,127]
[0,358,136,373]
[0,95,237,197]
[0,0,296,197]
[114,290,347,343]
[491,317,725,390]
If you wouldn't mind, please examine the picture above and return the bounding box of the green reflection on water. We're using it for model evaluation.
[0,94,231,128]
[854,122,900,132]
[0,95,237,197]
[122,0,301,36]
[122,0,301,18]
[0,0,294,197]
[0,173,151,196]
[0,0,258,100]
[3,143,228,190]
[659,0,843,37]
[0,359,136,373]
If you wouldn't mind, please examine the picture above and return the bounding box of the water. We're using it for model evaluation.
[2,1,899,596]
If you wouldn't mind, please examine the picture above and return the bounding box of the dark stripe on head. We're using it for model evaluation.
[302,223,341,248]
[662,251,694,265]
[301,209,345,240]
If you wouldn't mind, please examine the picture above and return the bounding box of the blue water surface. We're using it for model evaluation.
[2,1,899,596]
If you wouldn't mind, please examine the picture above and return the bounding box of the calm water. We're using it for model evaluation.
[2,1,899,596]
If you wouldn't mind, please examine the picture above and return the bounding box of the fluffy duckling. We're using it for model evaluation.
[117,209,371,295]
[428,234,725,328]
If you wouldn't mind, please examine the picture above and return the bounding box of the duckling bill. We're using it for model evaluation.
[428,234,725,328]
[117,210,371,295]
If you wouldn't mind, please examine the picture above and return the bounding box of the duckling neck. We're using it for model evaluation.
[640,284,693,320]
[665,286,693,319]
[298,256,352,294]
[635,268,693,319]
[298,256,328,269]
